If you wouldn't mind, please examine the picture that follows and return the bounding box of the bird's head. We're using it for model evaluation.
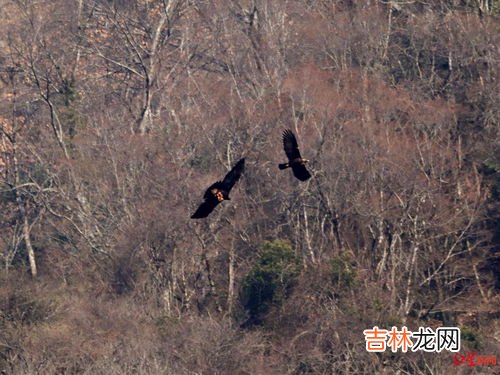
[215,191,225,202]
[302,159,310,164]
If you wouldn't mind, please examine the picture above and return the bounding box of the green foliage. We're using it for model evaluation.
[241,240,300,325]
[461,326,481,350]
[60,107,83,139]
[330,253,357,288]
[492,0,500,15]
[58,78,83,139]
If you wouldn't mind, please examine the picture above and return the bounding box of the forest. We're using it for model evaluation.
[0,0,498,374]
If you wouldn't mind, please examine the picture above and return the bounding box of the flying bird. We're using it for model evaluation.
[191,158,245,219]
[278,129,311,181]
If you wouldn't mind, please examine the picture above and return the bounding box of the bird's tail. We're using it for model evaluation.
[278,163,289,170]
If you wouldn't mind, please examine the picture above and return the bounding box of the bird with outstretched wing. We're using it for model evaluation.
[191,158,245,219]
[278,129,311,181]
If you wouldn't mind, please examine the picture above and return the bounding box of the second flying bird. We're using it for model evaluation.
[278,129,311,181]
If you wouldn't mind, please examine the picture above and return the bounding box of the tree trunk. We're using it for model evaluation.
[22,212,37,277]
[227,241,235,314]
[11,127,37,277]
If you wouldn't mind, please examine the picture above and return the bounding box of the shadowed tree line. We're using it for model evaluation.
[0,0,498,374]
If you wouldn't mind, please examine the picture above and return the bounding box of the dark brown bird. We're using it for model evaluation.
[278,129,311,181]
[191,158,245,219]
